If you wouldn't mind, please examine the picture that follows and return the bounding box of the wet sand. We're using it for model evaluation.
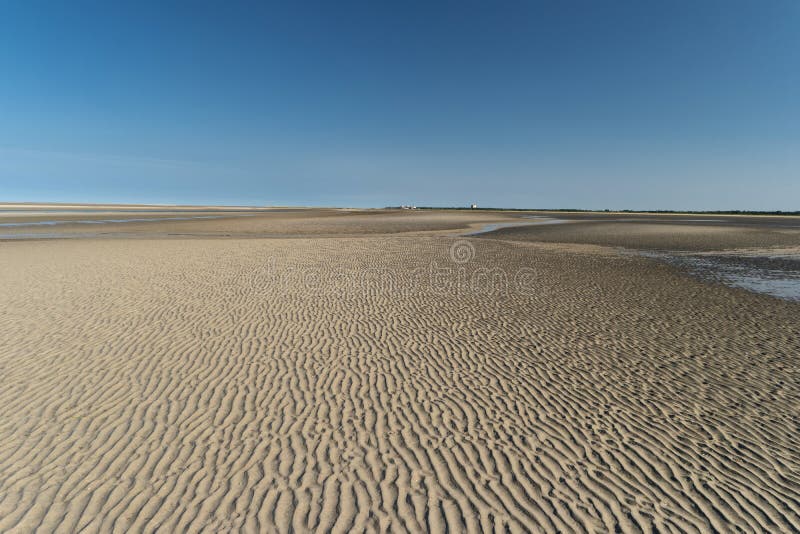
[485,213,800,251]
[0,207,518,239]
[1,208,799,532]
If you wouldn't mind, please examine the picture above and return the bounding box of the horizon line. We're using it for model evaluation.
[1,201,798,216]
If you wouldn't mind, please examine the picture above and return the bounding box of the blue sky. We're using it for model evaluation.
[1,1,798,209]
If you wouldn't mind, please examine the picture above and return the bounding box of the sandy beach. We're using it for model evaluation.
[1,207,799,532]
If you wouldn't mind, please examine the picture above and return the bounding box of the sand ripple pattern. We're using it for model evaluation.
[0,238,799,533]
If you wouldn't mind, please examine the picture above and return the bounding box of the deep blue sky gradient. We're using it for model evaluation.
[1,1,798,209]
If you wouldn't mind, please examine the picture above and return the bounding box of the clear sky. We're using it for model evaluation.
[1,1,798,209]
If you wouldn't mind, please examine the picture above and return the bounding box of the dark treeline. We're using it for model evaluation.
[387,207,800,216]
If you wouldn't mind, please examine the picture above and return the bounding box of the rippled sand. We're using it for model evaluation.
[1,211,799,532]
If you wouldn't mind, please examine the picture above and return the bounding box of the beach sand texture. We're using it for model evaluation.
[1,212,799,532]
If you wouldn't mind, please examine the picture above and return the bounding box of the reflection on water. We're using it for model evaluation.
[0,232,113,240]
[638,250,800,302]
[464,218,567,236]
[0,214,254,229]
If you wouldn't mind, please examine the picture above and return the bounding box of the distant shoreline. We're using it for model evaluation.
[2,202,797,217]
[396,206,800,217]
